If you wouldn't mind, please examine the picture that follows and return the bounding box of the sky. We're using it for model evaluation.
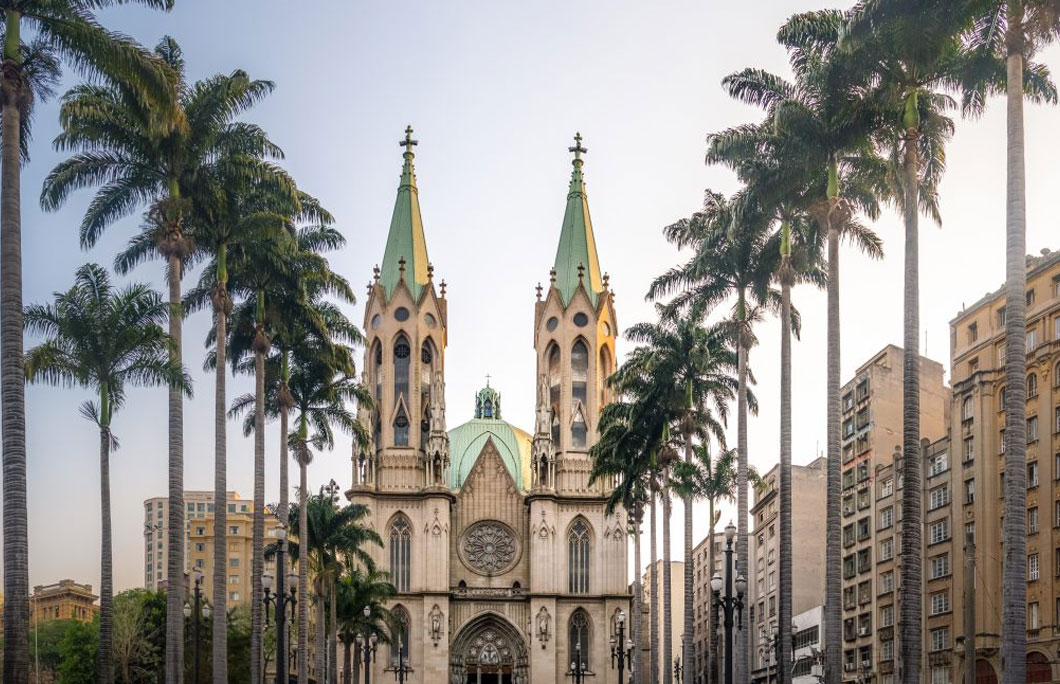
[8,0,1060,594]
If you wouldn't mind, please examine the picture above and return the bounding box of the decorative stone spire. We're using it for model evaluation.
[532,373,555,490]
[426,370,449,487]
[552,132,603,307]
[380,126,430,301]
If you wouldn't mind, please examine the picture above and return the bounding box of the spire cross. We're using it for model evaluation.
[568,132,588,161]
[400,125,418,155]
[485,373,491,387]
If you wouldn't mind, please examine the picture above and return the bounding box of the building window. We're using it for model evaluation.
[568,519,591,593]
[229,558,239,568]
[929,591,950,615]
[964,479,975,505]
[229,592,239,602]
[1028,373,1038,397]
[389,517,411,593]
[997,308,1006,327]
[967,322,978,343]
[548,345,561,447]
[930,627,949,652]
[843,418,854,438]
[393,337,410,404]
[1027,416,1038,443]
[880,604,893,628]
[1028,507,1039,534]
[1029,602,1039,629]
[928,485,948,510]
[879,506,893,530]
[879,570,894,594]
[963,437,974,464]
[930,553,950,580]
[229,526,239,535]
[390,606,409,666]
[1028,460,1039,487]
[881,639,894,662]
[229,575,240,585]
[569,609,591,669]
[843,392,854,411]
[928,451,949,477]
[879,538,893,562]
[961,395,973,422]
[196,527,205,536]
[1029,553,1039,581]
[1028,328,1038,349]
[928,519,949,545]
[393,406,410,447]
[879,478,893,498]
[1055,406,1060,434]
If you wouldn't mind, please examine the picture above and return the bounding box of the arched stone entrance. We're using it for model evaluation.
[974,658,997,684]
[450,613,529,684]
[1026,651,1052,683]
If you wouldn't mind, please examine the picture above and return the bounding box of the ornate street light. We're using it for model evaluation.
[355,606,379,684]
[609,608,634,683]
[393,637,412,684]
[711,521,746,684]
[570,641,588,684]
[263,526,298,684]
[184,568,211,684]
[674,655,683,684]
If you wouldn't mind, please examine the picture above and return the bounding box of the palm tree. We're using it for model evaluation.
[335,568,395,684]
[23,263,189,684]
[1,5,173,678]
[281,493,381,684]
[41,38,281,682]
[961,5,1059,677]
[672,443,741,684]
[843,7,976,679]
[649,191,773,680]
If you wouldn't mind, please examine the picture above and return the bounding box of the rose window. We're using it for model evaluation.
[462,522,518,574]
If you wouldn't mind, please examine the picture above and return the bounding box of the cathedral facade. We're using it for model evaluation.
[347,130,630,684]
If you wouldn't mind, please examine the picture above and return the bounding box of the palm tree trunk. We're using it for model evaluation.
[329,581,338,684]
[166,251,186,684]
[682,429,694,684]
[899,97,923,684]
[823,213,841,684]
[632,507,643,683]
[650,487,659,684]
[778,258,793,684]
[1000,25,1028,683]
[662,462,673,684]
[735,333,749,683]
[279,350,291,520]
[212,290,228,684]
[1,14,30,682]
[707,501,717,684]
[316,588,326,683]
[252,347,267,684]
[343,641,352,684]
[298,461,309,684]
[99,425,114,684]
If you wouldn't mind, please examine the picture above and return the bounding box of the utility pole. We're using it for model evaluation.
[963,529,976,684]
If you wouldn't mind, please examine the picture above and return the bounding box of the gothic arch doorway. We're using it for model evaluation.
[450,613,529,684]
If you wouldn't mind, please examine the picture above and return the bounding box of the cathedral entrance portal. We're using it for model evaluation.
[450,613,529,684]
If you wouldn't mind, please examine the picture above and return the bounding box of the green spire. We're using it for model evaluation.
[552,132,603,307]
[380,126,430,301]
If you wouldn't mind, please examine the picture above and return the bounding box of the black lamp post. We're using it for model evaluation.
[183,568,211,684]
[711,521,746,684]
[263,526,298,684]
[393,636,412,684]
[570,641,588,684]
[674,655,683,684]
[609,608,633,683]
[355,608,379,684]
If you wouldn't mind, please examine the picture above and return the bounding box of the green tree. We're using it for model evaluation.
[962,3,1060,678]
[1,4,174,680]
[335,568,395,684]
[112,589,164,684]
[41,36,284,681]
[58,619,99,684]
[24,264,189,684]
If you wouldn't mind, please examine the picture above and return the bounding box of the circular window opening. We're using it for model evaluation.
[546,317,559,331]
[573,312,589,327]
[394,414,409,428]
[395,343,411,359]
[421,346,433,364]
[370,314,382,329]
[424,313,437,328]
[394,307,410,321]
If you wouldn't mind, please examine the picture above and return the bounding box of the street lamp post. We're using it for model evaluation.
[355,607,379,684]
[570,641,588,684]
[673,655,683,684]
[183,568,211,684]
[710,522,746,684]
[263,527,299,684]
[393,637,412,684]
[609,609,633,683]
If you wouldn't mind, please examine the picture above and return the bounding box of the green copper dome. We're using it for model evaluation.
[552,132,603,307]
[448,385,532,490]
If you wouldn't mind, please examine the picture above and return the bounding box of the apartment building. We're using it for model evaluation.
[691,531,726,684]
[638,559,686,682]
[29,579,98,623]
[144,490,282,606]
[750,457,827,684]
[839,345,950,683]
[947,247,1060,683]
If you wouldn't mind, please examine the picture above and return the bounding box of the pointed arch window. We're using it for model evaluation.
[389,518,411,592]
[572,340,588,407]
[572,406,588,449]
[393,406,410,447]
[420,341,434,448]
[373,342,383,448]
[568,519,591,593]
[568,609,591,669]
[390,605,410,666]
[548,345,561,447]
[394,336,411,404]
[598,345,612,408]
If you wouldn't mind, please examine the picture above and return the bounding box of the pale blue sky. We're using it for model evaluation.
[11,1,1060,593]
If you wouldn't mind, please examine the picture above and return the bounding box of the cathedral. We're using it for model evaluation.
[347,128,630,684]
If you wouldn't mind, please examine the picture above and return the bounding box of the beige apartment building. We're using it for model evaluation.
[750,456,827,684]
[144,491,283,606]
[691,531,725,684]
[29,579,98,623]
[945,246,1060,683]
[839,344,950,683]
[638,558,686,683]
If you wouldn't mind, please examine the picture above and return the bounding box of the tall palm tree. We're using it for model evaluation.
[961,5,1059,677]
[1,6,173,679]
[710,17,889,678]
[23,263,189,684]
[649,191,773,680]
[41,38,281,682]
[335,568,395,684]
[843,7,975,679]
[672,443,741,684]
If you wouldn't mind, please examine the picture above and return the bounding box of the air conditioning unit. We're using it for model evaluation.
[858,627,869,637]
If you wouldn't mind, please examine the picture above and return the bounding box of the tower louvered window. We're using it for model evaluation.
[389,518,411,592]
